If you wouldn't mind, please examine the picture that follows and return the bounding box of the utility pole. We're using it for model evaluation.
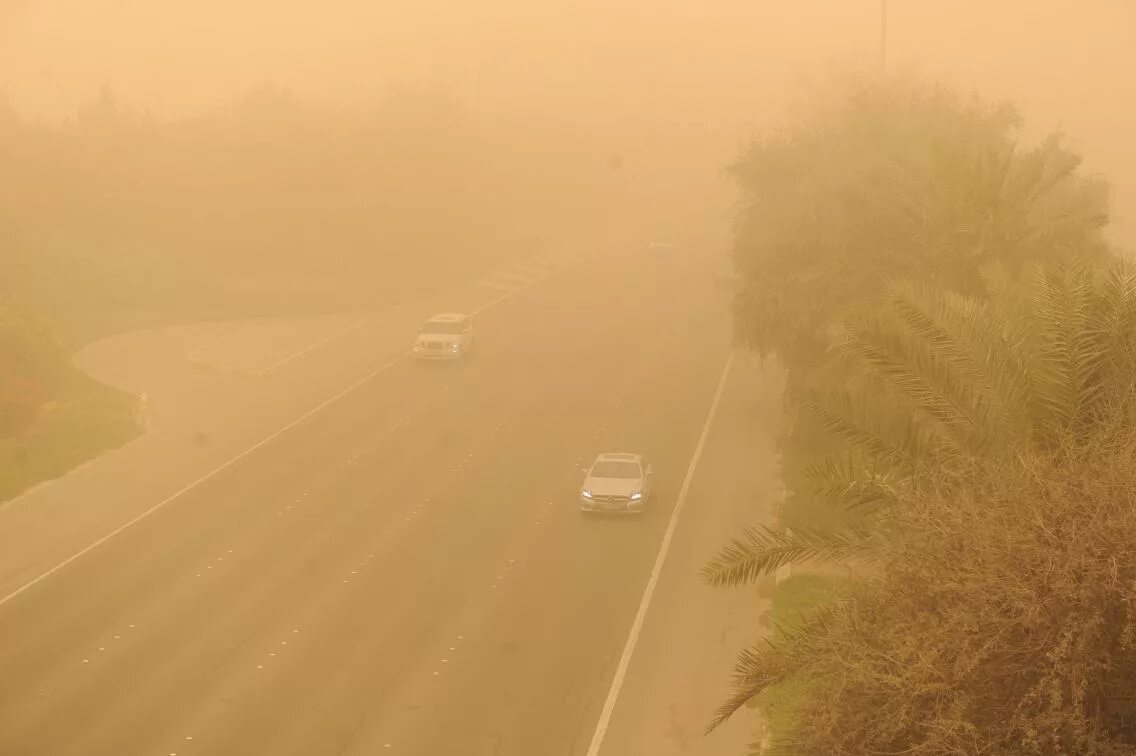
[880,0,889,76]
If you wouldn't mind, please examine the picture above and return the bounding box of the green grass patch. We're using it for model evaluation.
[757,573,840,750]
[769,573,835,633]
[0,368,140,503]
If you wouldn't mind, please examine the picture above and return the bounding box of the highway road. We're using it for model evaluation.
[0,244,744,756]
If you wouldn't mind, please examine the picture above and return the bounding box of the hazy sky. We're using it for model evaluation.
[2,1,1135,240]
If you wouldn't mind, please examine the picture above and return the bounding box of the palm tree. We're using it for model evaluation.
[703,256,1136,728]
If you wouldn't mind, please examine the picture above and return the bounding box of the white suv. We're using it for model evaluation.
[413,313,475,361]
[579,452,654,514]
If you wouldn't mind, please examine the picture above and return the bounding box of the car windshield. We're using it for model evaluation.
[422,321,464,335]
[590,461,641,479]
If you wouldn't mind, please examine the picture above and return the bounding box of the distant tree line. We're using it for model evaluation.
[0,84,660,343]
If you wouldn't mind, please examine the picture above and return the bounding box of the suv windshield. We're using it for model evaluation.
[590,461,641,479]
[422,321,464,335]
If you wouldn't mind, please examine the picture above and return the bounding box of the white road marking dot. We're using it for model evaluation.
[129,624,135,628]
[343,579,350,583]
[351,571,357,575]
[449,647,455,651]
[269,653,276,657]
[82,659,89,663]
[195,574,201,577]
[458,635,464,640]
[257,665,264,669]
[442,659,448,663]
[227,549,233,553]
[185,736,193,741]
[293,629,300,633]
[207,565,213,569]
[98,647,105,652]
[113,635,120,639]
[281,641,288,645]
[433,671,439,676]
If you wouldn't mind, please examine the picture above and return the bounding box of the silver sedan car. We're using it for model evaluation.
[579,453,654,515]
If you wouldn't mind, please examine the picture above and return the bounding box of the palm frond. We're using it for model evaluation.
[839,314,981,448]
[707,600,846,732]
[803,455,902,513]
[702,525,874,588]
[801,382,940,471]
[1090,259,1136,397]
[707,645,785,733]
[1027,258,1107,437]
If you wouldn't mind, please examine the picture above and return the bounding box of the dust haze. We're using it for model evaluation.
[4,2,1135,236]
[2,2,1136,755]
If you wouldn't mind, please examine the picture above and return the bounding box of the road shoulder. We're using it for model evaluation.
[593,350,786,755]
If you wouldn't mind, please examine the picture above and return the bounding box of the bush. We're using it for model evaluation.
[0,303,63,435]
[736,436,1136,755]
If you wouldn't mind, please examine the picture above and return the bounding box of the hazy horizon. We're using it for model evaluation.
[3,1,1135,244]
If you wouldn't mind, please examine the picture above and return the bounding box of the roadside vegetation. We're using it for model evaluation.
[706,77,1136,754]
[0,303,138,501]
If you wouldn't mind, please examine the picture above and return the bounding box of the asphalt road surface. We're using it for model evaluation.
[0,246,741,756]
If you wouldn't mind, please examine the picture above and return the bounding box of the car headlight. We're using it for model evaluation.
[581,489,593,499]
[630,491,643,501]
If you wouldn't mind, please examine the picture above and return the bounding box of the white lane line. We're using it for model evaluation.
[584,350,735,756]
[512,261,558,277]
[0,348,405,609]
[490,271,533,286]
[473,279,515,292]
[0,249,581,611]
[185,325,244,364]
[258,318,370,375]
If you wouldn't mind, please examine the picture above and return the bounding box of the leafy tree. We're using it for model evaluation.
[707,432,1136,755]
[730,79,1113,540]
[715,75,1123,755]
[708,256,1136,582]
[705,257,1136,751]
[731,79,1111,370]
[0,303,63,435]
